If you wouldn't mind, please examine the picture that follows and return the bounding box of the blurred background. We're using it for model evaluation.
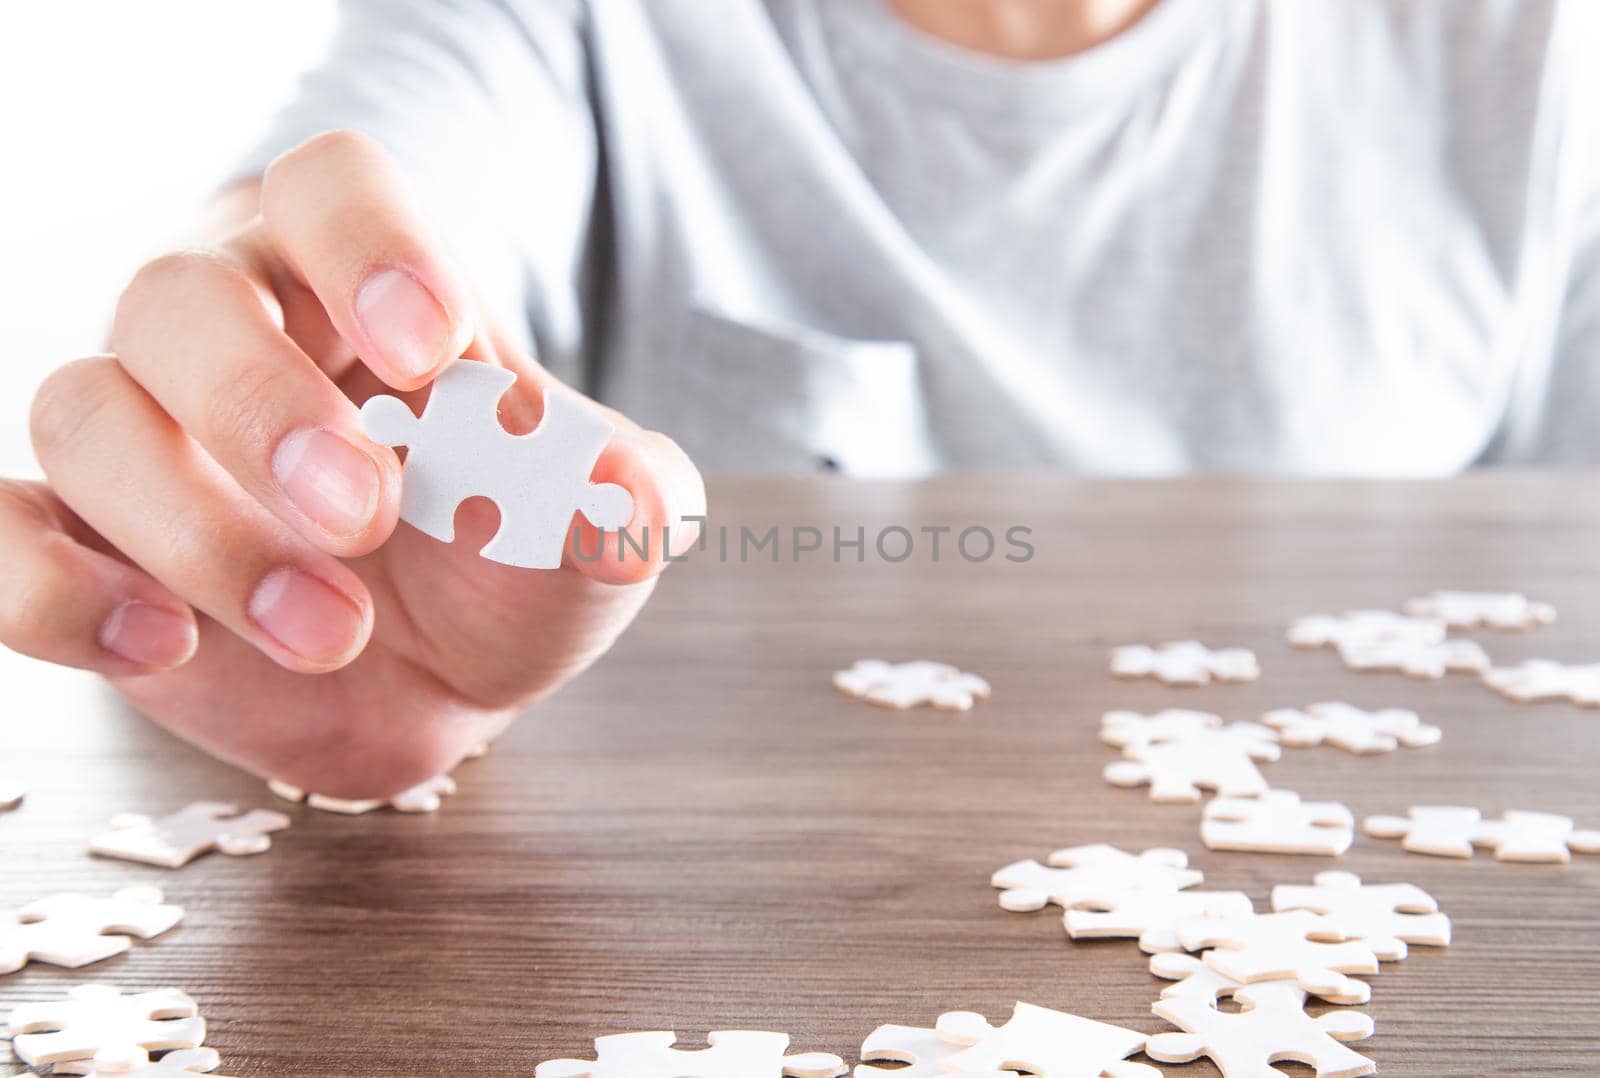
[0,2,336,477]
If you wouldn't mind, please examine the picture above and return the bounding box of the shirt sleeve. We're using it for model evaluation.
[231,0,600,382]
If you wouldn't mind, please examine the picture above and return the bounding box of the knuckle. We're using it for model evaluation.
[261,128,384,208]
[0,535,76,645]
[29,356,124,463]
[118,250,251,332]
[205,361,300,468]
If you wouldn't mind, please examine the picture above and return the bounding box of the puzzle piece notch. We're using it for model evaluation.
[267,773,457,815]
[1178,910,1380,988]
[1364,805,1600,862]
[833,660,991,712]
[1262,702,1441,754]
[1335,637,1490,679]
[1482,660,1600,707]
[89,802,290,868]
[362,361,634,570]
[935,1002,1162,1077]
[1111,641,1260,685]
[993,844,1203,912]
[1104,724,1281,803]
[1287,609,1445,650]
[7,984,205,1068]
[534,1030,846,1077]
[1147,981,1376,1078]
[1271,871,1449,960]
[853,1023,1020,1076]
[1201,790,1355,856]
[1404,590,1555,630]
[1,886,184,974]
[1065,887,1254,953]
[54,1047,233,1077]
[1101,709,1223,751]
[1150,951,1371,1007]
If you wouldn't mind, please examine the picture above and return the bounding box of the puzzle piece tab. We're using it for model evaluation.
[1404,590,1555,630]
[1363,805,1600,862]
[1482,660,1600,707]
[1335,637,1489,679]
[992,844,1203,912]
[55,1047,234,1077]
[833,660,990,711]
[535,1030,846,1077]
[1150,951,1370,1006]
[1271,871,1450,960]
[268,773,457,815]
[7,984,205,1068]
[1111,642,1259,685]
[1104,724,1281,803]
[0,886,183,974]
[1262,702,1440,754]
[90,802,290,868]
[1178,910,1380,988]
[1147,981,1375,1077]
[1201,791,1355,856]
[362,360,634,570]
[854,1023,1018,1076]
[1101,709,1223,751]
[1287,610,1444,650]
[935,1002,1162,1077]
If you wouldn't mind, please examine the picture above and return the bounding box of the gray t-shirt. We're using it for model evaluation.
[240,0,1600,476]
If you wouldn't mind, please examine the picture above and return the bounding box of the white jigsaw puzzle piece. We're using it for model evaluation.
[1271,871,1450,961]
[853,1023,1016,1076]
[1482,660,1600,706]
[1201,791,1355,856]
[0,886,183,974]
[832,660,991,711]
[935,1002,1162,1077]
[1364,805,1600,862]
[1104,724,1281,803]
[1287,610,1444,650]
[992,844,1203,911]
[362,360,634,571]
[6,984,205,1068]
[1335,637,1489,679]
[1404,590,1555,630]
[55,1046,233,1076]
[1100,709,1223,751]
[534,1030,846,1077]
[267,773,457,815]
[1065,888,1255,953]
[89,801,290,868]
[1110,641,1259,685]
[1178,910,1380,988]
[1262,702,1440,754]
[1147,980,1376,1078]
[1150,951,1370,1006]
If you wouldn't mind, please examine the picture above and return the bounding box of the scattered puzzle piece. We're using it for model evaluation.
[1201,791,1355,856]
[1147,981,1375,1078]
[55,1047,235,1077]
[1104,724,1281,803]
[832,660,991,712]
[1101,710,1223,751]
[1336,636,1490,679]
[267,773,457,815]
[1404,590,1555,631]
[0,886,183,974]
[1262,702,1441,754]
[992,844,1203,912]
[1287,610,1444,650]
[1065,888,1255,953]
[1111,641,1259,686]
[6,984,205,1068]
[1482,660,1600,707]
[362,360,634,570]
[1363,805,1600,863]
[934,1002,1162,1076]
[89,801,290,868]
[1150,952,1370,1006]
[1271,871,1450,960]
[534,1030,846,1077]
[853,1023,1018,1076]
[1178,910,1380,988]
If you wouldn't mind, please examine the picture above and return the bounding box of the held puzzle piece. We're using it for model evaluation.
[1482,660,1600,707]
[1201,791,1355,856]
[6,984,205,1068]
[1065,888,1255,954]
[934,1002,1162,1077]
[1335,637,1490,679]
[0,886,183,974]
[1271,871,1450,961]
[534,1030,846,1077]
[1100,709,1223,751]
[1262,702,1441,754]
[1150,952,1370,1007]
[1363,805,1600,863]
[1104,724,1281,803]
[89,802,290,868]
[1404,590,1556,631]
[992,844,1203,912]
[1287,610,1444,650]
[268,774,456,815]
[362,360,634,570]
[1110,641,1259,685]
[832,660,991,712]
[1147,981,1376,1078]
[55,1047,234,1077]
[1178,910,1380,988]
[854,1023,1021,1076]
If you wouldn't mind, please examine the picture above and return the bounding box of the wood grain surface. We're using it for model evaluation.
[2,475,1598,1076]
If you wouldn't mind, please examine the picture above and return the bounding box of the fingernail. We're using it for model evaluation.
[99,601,197,669]
[354,268,451,381]
[273,428,380,537]
[248,568,365,664]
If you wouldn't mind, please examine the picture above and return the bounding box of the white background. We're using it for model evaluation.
[0,2,337,477]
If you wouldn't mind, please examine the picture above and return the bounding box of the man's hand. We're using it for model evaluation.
[0,131,705,797]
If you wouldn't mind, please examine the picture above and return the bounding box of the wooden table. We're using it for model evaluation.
[2,476,1598,1075]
